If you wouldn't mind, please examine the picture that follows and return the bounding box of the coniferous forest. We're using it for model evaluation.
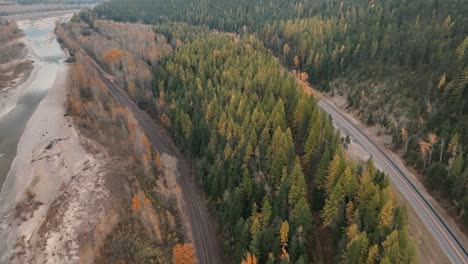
[93,0,468,227]
[56,0,468,262]
[153,33,415,264]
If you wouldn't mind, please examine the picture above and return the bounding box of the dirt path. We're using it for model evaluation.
[82,50,224,264]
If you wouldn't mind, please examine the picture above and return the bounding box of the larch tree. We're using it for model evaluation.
[280,221,289,248]
[322,182,344,227]
[325,153,342,194]
[288,158,307,206]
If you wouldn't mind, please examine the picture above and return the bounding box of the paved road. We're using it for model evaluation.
[318,99,468,264]
[81,50,224,264]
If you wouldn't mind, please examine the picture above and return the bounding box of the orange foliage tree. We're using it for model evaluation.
[173,243,196,264]
[419,140,431,169]
[102,48,125,64]
[154,152,163,169]
[141,134,151,162]
[132,194,140,211]
[241,252,257,264]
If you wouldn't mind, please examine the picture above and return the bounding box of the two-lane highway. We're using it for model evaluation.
[318,99,468,264]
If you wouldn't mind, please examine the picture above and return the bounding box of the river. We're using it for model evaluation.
[0,15,71,188]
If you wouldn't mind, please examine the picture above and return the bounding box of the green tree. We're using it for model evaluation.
[322,182,344,227]
[288,158,307,206]
[291,197,312,233]
[325,153,341,194]
[261,196,272,228]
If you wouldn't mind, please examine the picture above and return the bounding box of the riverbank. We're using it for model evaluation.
[0,13,73,187]
[0,39,37,119]
[5,9,82,21]
[0,18,35,119]
[0,64,117,263]
[0,12,116,263]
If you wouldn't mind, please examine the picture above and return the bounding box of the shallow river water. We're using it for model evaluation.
[0,15,70,188]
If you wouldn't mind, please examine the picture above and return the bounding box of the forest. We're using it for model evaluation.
[153,32,414,264]
[60,10,415,263]
[92,0,468,226]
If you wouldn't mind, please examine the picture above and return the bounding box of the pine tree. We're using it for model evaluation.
[261,196,272,228]
[345,201,356,224]
[382,231,401,262]
[379,199,395,231]
[325,153,342,194]
[244,143,254,164]
[341,166,358,198]
[344,232,369,264]
[240,169,254,200]
[288,158,307,206]
[291,197,312,234]
[322,182,344,227]
[302,116,321,164]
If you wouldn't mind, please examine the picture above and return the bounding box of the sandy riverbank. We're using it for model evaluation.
[0,37,36,119]
[0,13,74,119]
[5,9,83,21]
[0,13,73,191]
[0,13,74,123]
[0,65,117,263]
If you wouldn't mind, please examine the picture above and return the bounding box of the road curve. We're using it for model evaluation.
[81,50,224,264]
[318,99,468,264]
